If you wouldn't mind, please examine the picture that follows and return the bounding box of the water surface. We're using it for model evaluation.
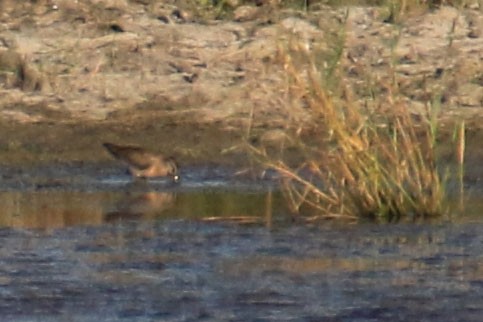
[0,165,482,321]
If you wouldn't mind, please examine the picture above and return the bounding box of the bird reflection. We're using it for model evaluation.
[104,191,175,222]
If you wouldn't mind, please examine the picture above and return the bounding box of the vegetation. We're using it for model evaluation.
[189,0,472,21]
[244,9,465,222]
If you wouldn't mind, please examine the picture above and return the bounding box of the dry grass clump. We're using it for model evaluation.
[184,0,471,22]
[246,39,453,222]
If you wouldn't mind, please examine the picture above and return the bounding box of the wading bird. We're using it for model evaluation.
[103,142,179,182]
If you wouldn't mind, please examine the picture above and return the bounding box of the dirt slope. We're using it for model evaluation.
[0,1,481,167]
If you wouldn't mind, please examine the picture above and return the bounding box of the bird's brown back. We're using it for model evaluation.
[103,142,154,170]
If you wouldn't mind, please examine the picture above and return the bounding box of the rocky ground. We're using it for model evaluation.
[0,0,481,172]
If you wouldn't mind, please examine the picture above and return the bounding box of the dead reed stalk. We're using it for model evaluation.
[247,36,449,221]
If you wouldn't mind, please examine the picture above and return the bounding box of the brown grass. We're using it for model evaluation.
[245,30,454,222]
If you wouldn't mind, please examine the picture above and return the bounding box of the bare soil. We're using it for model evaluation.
[0,1,481,173]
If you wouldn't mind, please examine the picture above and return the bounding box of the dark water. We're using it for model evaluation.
[0,165,483,321]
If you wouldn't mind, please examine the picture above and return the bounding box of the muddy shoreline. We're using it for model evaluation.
[2,115,483,183]
[0,116,244,167]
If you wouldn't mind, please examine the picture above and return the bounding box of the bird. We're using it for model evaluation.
[102,142,179,182]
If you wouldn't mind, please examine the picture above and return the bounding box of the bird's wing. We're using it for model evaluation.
[103,143,153,170]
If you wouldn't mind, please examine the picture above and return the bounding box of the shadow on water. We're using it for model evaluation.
[0,188,289,229]
[1,166,483,320]
[0,165,292,229]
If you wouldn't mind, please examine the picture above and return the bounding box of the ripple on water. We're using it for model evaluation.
[0,165,483,320]
[0,220,482,320]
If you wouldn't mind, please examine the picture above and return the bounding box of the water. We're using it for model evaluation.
[0,165,482,321]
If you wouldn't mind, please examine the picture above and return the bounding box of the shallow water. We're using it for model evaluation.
[0,166,483,321]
